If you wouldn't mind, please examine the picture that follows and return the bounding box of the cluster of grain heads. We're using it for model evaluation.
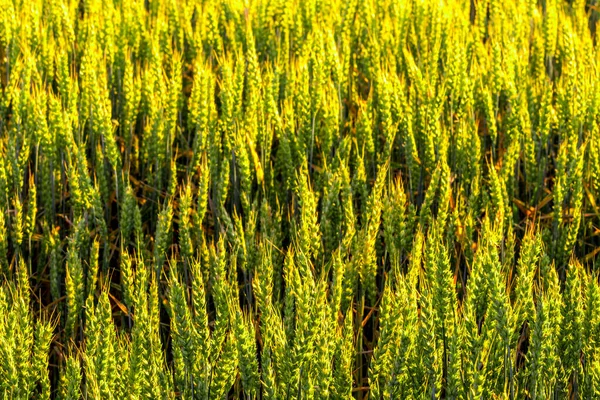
[1,0,600,398]
[0,261,53,399]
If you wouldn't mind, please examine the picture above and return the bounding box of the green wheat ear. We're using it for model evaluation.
[59,352,82,400]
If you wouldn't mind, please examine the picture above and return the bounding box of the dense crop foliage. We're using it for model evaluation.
[1,0,600,398]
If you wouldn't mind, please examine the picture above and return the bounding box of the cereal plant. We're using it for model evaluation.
[1,0,600,398]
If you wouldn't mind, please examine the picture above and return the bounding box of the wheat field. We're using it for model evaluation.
[1,0,600,398]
